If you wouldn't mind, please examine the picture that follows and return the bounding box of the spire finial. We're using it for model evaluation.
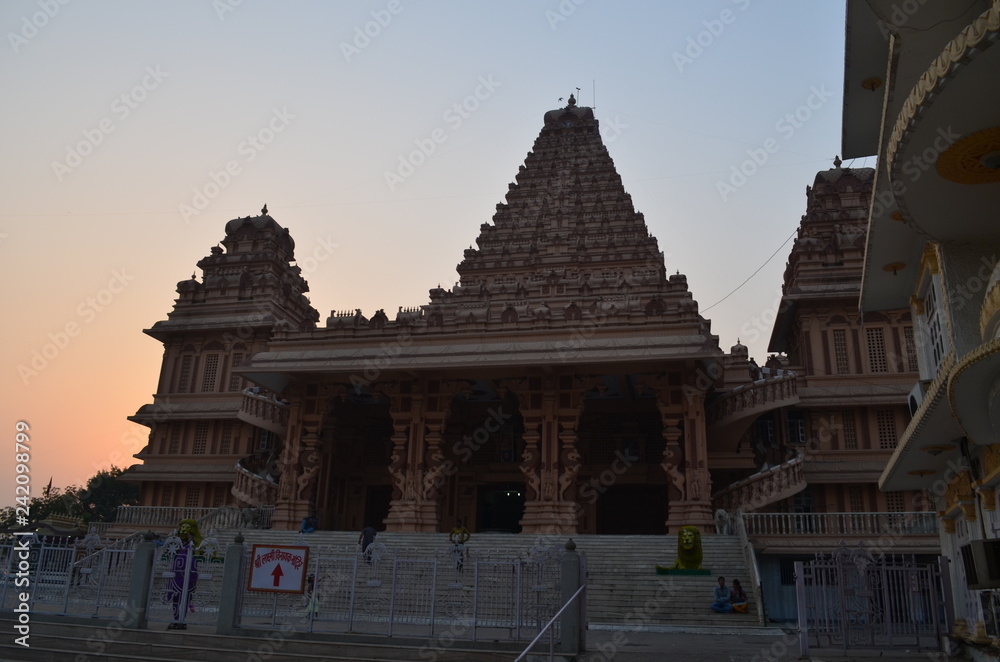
[833,155,842,169]
[261,203,268,215]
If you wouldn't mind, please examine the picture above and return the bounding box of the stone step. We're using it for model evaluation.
[208,531,757,628]
[0,619,516,662]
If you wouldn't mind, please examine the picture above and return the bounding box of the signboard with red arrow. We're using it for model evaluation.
[247,544,310,593]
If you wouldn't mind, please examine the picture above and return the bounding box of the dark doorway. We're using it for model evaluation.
[477,483,525,533]
[595,485,667,535]
[364,485,392,530]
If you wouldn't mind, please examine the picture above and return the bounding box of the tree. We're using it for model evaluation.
[0,482,83,531]
[79,466,140,522]
[0,466,139,531]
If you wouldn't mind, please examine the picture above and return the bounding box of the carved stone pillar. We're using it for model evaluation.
[382,381,458,532]
[271,388,312,530]
[675,389,714,531]
[509,375,585,535]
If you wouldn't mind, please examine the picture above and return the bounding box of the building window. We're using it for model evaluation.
[168,427,181,455]
[201,354,220,392]
[866,327,887,373]
[787,412,806,444]
[886,492,905,512]
[924,281,948,371]
[903,326,919,373]
[849,486,864,512]
[160,485,174,507]
[833,329,850,375]
[876,410,897,450]
[177,355,193,393]
[842,411,858,450]
[212,485,228,508]
[185,487,201,509]
[193,422,209,454]
[219,421,234,455]
[229,352,244,391]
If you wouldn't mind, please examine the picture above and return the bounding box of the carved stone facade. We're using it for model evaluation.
[124,101,790,536]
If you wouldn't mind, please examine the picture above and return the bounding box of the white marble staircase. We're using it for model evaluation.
[217,530,760,628]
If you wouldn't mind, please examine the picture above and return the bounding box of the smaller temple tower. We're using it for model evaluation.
[122,208,319,520]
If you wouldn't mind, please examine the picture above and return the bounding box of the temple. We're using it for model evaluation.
[119,97,928,556]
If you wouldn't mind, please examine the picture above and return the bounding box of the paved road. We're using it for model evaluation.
[580,626,954,662]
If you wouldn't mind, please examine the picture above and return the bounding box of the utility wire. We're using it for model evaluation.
[702,228,797,313]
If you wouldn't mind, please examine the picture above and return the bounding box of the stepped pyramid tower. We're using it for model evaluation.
[125,99,790,536]
[122,210,320,514]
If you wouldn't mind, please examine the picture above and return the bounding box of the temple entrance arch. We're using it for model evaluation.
[438,383,525,531]
[575,385,668,534]
[596,485,668,535]
[477,482,526,533]
[314,392,394,531]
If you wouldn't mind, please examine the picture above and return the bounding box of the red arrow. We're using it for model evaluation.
[271,564,284,587]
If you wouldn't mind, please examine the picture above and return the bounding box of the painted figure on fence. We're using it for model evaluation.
[670,526,704,570]
[166,518,202,630]
[449,519,471,572]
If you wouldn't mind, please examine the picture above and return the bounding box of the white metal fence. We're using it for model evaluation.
[236,541,568,642]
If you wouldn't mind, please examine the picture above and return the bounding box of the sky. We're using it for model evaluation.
[1,0,865,502]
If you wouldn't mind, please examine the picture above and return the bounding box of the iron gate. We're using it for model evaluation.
[795,543,951,654]
[0,533,135,618]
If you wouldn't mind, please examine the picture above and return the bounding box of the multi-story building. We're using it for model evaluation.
[843,0,1000,654]
[711,161,938,621]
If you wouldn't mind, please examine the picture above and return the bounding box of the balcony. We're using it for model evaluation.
[713,453,806,512]
[739,511,941,555]
[236,389,289,437]
[706,374,800,451]
[231,459,278,508]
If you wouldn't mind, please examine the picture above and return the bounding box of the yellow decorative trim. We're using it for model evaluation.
[886,4,1000,178]
[946,470,975,511]
[884,262,906,275]
[890,211,905,222]
[942,517,956,534]
[948,337,1000,427]
[936,127,1000,184]
[920,242,941,278]
[910,294,925,316]
[980,487,996,511]
[961,501,978,522]
[983,444,1000,483]
[981,281,1000,340]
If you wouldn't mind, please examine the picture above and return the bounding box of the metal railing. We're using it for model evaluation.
[742,512,938,536]
[713,453,806,512]
[514,584,586,662]
[732,510,766,626]
[114,506,218,527]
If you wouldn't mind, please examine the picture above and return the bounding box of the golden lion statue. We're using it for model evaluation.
[669,526,703,570]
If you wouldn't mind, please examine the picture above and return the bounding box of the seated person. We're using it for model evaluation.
[730,578,749,613]
[711,576,733,613]
[300,515,318,533]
